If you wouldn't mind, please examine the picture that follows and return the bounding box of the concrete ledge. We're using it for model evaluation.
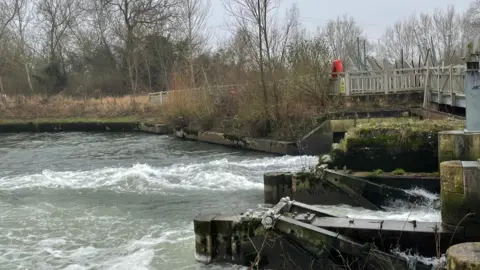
[439,130,480,163]
[0,122,141,132]
[174,129,298,155]
[174,128,199,140]
[138,123,171,134]
[410,107,465,120]
[298,109,413,155]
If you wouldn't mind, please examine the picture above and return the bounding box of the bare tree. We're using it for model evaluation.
[221,0,298,129]
[104,0,178,93]
[0,0,20,95]
[177,0,211,87]
[376,15,418,63]
[0,0,18,40]
[221,0,277,131]
[463,1,480,52]
[322,14,364,62]
[431,6,460,64]
[37,0,80,62]
[12,0,35,93]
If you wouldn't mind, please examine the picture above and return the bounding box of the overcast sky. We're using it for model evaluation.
[205,0,471,46]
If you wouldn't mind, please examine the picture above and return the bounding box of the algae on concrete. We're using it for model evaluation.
[330,118,465,172]
[447,242,480,270]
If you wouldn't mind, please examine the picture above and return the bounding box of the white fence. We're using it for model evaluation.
[331,65,466,96]
[148,84,245,105]
[148,66,467,105]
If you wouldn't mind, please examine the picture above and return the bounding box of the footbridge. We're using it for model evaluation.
[330,65,466,108]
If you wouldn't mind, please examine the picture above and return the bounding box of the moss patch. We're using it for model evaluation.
[330,119,465,172]
[343,119,465,149]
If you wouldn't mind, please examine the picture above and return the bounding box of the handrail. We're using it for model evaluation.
[148,66,466,103]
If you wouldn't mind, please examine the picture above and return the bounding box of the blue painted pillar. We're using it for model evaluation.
[465,36,480,132]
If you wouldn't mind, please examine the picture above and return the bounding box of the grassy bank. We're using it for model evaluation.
[159,83,422,141]
[0,95,166,125]
[0,88,423,140]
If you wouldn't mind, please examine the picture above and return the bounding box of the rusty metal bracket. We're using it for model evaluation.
[261,196,295,230]
[294,212,316,224]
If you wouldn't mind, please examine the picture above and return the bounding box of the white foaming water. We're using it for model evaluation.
[0,151,320,270]
[0,132,443,270]
[0,155,318,192]
[314,187,440,222]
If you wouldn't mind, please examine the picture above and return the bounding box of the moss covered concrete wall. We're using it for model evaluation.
[330,119,465,172]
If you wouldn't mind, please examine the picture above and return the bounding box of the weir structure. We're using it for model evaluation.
[192,37,480,269]
[440,36,480,270]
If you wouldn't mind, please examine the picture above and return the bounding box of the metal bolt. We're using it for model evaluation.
[263,216,273,226]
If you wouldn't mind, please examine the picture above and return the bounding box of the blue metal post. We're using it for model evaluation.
[464,37,480,132]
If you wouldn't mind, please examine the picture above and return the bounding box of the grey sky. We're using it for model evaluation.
[206,0,471,45]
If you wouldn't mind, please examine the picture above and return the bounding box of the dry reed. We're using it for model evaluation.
[0,94,156,120]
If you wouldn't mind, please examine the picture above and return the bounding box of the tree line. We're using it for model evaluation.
[0,0,478,98]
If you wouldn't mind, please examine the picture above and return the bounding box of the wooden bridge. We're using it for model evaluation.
[330,65,466,108]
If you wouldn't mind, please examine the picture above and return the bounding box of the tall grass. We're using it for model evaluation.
[0,94,156,120]
[161,77,332,140]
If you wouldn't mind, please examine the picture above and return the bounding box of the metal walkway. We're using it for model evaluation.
[148,66,467,109]
[330,65,466,108]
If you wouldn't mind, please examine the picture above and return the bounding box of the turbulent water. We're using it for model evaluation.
[0,133,441,270]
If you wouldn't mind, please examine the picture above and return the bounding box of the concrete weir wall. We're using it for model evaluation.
[0,121,173,135]
[0,122,142,132]
[298,110,412,155]
[174,109,418,156]
[174,129,298,155]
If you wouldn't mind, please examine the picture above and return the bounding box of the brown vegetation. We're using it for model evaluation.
[0,0,478,139]
[0,95,160,121]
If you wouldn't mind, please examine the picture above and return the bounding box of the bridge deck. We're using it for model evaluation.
[147,66,467,109]
[330,65,466,108]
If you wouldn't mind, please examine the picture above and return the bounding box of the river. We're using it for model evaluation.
[0,133,441,270]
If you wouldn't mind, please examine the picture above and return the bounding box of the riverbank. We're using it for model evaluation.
[0,117,172,134]
[0,93,465,157]
[0,107,466,158]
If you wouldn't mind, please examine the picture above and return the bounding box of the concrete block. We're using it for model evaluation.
[174,128,198,140]
[441,160,480,232]
[198,131,235,146]
[138,123,170,134]
[439,131,480,163]
[462,161,480,201]
[263,172,293,204]
[193,214,218,263]
[298,119,333,156]
[447,242,480,270]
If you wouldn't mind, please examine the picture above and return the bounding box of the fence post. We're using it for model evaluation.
[449,65,453,95]
[345,72,350,96]
[437,67,440,93]
[383,70,389,94]
[423,64,430,108]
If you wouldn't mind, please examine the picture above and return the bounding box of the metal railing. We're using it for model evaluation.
[148,84,245,105]
[330,65,465,96]
[148,66,466,105]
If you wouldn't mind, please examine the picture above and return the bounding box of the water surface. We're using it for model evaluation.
[0,133,440,270]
